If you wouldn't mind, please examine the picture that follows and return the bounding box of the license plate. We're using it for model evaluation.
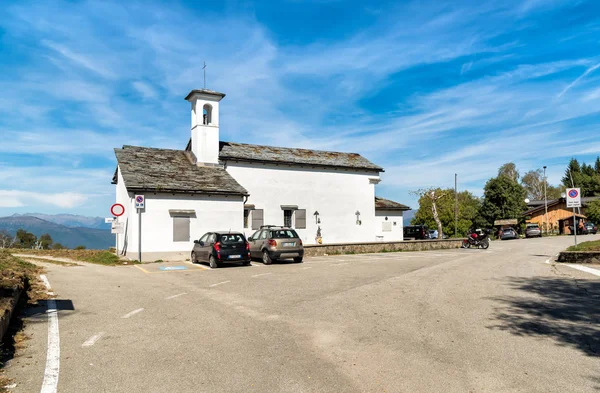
[283,242,295,247]
[228,255,241,259]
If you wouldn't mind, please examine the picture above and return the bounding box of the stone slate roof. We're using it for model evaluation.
[184,139,383,171]
[219,141,383,171]
[113,146,248,196]
[375,196,411,211]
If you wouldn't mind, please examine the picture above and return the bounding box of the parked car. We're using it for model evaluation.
[428,229,438,239]
[500,228,519,240]
[525,224,542,238]
[248,226,304,264]
[191,231,251,268]
[584,222,598,235]
[404,225,430,240]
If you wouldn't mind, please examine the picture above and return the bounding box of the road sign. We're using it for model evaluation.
[566,188,581,208]
[105,217,115,224]
[110,203,125,217]
[111,222,124,234]
[135,195,145,209]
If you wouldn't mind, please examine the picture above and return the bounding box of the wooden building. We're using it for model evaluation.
[524,197,599,234]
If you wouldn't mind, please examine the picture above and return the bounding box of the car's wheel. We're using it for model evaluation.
[262,250,272,265]
[191,251,197,263]
[294,256,303,263]
[243,259,251,266]
[209,255,218,269]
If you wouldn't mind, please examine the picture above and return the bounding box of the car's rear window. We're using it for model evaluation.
[270,230,299,239]
[503,229,513,233]
[219,234,246,244]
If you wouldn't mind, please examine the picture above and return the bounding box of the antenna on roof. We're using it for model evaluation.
[203,61,207,89]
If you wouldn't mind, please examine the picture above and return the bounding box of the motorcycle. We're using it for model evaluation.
[462,230,490,249]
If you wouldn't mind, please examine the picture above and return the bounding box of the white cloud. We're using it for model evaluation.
[0,190,88,209]
[132,81,158,100]
[41,40,116,79]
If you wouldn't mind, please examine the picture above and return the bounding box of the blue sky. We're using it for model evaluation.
[1,0,600,218]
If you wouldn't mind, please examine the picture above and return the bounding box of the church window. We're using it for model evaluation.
[173,216,190,242]
[252,209,264,230]
[203,104,212,125]
[244,209,250,228]
[283,210,293,227]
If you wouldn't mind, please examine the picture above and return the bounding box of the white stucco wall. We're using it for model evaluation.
[114,167,134,256]
[130,193,243,257]
[225,162,380,244]
[115,168,244,261]
[374,210,404,242]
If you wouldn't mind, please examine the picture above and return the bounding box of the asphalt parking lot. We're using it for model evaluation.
[5,235,600,393]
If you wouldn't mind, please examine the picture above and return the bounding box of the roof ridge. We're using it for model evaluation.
[220,140,361,156]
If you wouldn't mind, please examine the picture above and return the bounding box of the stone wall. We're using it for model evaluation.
[557,251,600,264]
[303,239,464,257]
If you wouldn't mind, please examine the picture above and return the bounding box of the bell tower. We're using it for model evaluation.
[185,89,226,165]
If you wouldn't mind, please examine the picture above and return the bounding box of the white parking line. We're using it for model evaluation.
[165,292,187,300]
[250,262,265,267]
[331,262,349,266]
[564,264,600,277]
[82,332,105,347]
[40,274,52,291]
[251,273,272,278]
[39,275,60,393]
[121,308,144,319]
[209,280,231,287]
[301,267,312,270]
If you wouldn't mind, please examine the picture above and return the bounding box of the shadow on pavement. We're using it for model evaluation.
[488,276,599,357]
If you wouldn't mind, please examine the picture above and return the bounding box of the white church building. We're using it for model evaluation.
[112,89,409,261]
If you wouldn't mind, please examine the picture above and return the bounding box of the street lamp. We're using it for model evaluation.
[543,166,548,235]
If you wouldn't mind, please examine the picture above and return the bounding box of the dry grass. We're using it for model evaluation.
[6,249,135,266]
[18,256,79,267]
[0,374,14,393]
[0,250,40,290]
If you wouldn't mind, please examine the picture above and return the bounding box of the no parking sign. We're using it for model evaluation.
[135,195,145,209]
[566,188,581,208]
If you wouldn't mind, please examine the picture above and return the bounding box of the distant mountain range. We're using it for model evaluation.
[0,214,113,250]
[11,213,109,229]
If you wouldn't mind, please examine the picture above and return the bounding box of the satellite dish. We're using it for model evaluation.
[524,198,530,204]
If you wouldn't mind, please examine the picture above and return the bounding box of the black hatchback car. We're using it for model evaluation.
[403,225,430,240]
[191,232,251,268]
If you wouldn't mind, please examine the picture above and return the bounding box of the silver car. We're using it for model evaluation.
[248,226,304,265]
[525,224,542,238]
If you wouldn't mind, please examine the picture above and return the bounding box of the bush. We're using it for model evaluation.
[52,243,66,250]
[74,245,86,250]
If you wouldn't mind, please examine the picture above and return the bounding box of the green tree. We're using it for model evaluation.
[480,175,528,227]
[412,188,483,237]
[74,245,86,250]
[52,243,66,250]
[15,229,37,249]
[585,200,600,225]
[521,169,564,200]
[39,233,53,250]
[498,162,520,182]
[562,157,600,196]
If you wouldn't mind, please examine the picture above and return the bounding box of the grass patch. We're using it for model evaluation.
[6,249,137,266]
[566,240,600,252]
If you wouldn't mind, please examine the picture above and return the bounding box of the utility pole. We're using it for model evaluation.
[454,173,458,237]
[543,166,548,235]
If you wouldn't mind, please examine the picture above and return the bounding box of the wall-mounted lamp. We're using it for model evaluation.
[313,211,320,224]
[355,210,361,225]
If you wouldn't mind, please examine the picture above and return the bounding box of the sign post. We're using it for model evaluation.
[566,188,581,246]
[110,204,125,255]
[135,195,145,263]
